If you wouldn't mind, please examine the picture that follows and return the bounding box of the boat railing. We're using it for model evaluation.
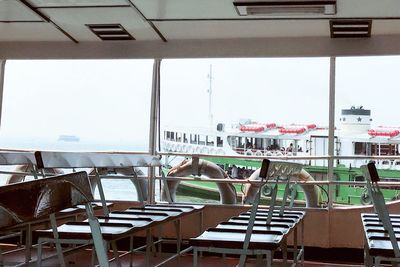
[1,150,400,208]
[2,168,400,187]
[159,151,400,161]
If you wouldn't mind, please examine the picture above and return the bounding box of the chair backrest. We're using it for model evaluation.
[0,171,93,230]
[362,162,400,258]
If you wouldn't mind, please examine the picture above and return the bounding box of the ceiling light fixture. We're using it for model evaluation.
[234,0,337,16]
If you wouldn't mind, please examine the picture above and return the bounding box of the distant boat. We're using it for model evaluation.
[57,135,80,142]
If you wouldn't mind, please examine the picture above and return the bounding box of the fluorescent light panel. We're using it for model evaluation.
[234,0,337,16]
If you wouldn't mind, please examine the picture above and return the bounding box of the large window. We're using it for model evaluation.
[160,58,330,205]
[1,60,152,151]
[0,60,153,202]
[336,56,400,204]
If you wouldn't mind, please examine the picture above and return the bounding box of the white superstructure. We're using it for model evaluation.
[162,106,400,170]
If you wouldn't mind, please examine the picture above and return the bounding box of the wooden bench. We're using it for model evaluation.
[34,151,204,267]
[37,203,204,267]
[190,159,305,267]
[361,162,400,266]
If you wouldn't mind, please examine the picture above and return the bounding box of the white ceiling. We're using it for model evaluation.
[0,0,400,58]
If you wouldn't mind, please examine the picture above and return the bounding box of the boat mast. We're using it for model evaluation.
[207,64,213,130]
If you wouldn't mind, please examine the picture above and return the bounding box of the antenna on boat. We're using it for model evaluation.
[207,64,213,130]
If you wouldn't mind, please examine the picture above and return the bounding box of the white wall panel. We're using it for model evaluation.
[28,0,128,7]
[0,1,42,21]
[154,20,330,39]
[0,23,68,41]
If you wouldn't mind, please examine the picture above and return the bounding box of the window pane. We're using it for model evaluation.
[161,58,329,206]
[336,56,400,205]
[0,60,153,202]
[1,60,152,151]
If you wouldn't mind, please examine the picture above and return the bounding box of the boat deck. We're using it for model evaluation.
[0,244,365,267]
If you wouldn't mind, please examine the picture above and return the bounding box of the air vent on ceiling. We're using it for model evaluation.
[86,24,135,41]
[330,20,372,38]
[233,0,336,16]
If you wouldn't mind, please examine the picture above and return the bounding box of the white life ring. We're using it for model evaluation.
[162,159,237,204]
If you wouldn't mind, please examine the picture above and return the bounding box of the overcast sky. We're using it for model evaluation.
[0,56,399,150]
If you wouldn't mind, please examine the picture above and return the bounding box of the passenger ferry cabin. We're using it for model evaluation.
[0,1,400,266]
[163,106,400,169]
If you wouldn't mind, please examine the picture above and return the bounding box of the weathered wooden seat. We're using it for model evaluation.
[217,221,292,234]
[33,151,205,267]
[190,159,306,267]
[238,213,301,222]
[242,209,305,219]
[33,174,184,267]
[362,213,400,259]
[37,205,205,267]
[361,162,400,266]
[190,228,285,250]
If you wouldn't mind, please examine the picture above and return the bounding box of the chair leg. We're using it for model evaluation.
[282,239,288,267]
[255,254,263,267]
[91,246,96,267]
[36,238,42,267]
[266,250,273,267]
[174,219,181,253]
[193,247,198,267]
[375,256,381,267]
[364,241,373,267]
[145,229,151,267]
[0,245,4,267]
[50,214,66,267]
[111,241,121,267]
[129,236,134,267]
[157,225,162,254]
[25,224,32,264]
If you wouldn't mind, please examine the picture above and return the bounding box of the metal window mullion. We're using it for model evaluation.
[0,60,6,127]
[148,58,161,204]
[328,56,336,209]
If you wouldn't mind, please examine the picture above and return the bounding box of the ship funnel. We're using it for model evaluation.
[340,106,371,134]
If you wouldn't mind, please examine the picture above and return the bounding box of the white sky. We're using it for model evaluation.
[1,56,399,150]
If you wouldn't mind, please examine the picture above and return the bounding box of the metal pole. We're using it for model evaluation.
[0,60,6,128]
[207,64,213,130]
[148,59,161,203]
[328,57,336,209]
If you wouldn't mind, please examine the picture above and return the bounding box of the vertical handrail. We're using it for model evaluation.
[328,56,336,210]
